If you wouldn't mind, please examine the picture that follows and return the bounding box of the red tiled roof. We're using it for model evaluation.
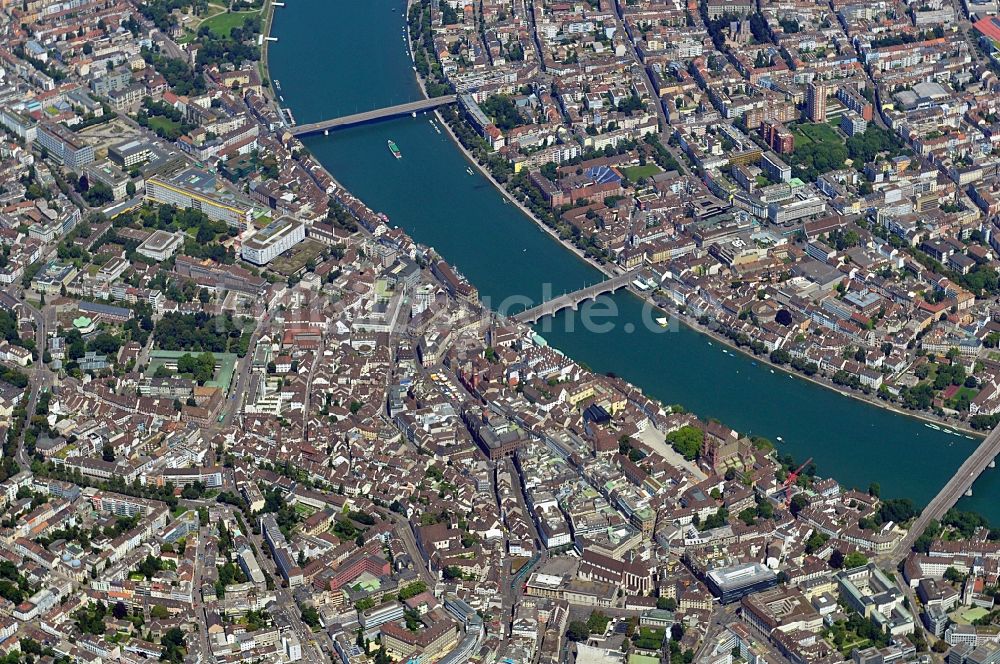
[974,17,1000,44]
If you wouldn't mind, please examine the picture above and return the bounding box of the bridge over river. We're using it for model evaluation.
[512,269,643,324]
[287,96,458,136]
[884,424,1000,563]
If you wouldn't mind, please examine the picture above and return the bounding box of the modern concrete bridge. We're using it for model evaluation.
[287,95,458,135]
[512,269,643,323]
[885,424,1000,563]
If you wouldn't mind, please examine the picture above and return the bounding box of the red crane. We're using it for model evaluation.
[784,457,813,507]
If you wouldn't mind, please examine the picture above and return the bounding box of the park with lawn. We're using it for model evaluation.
[786,122,848,182]
[178,1,262,42]
[786,120,909,182]
[199,7,260,36]
[632,626,666,651]
[147,115,182,136]
[621,163,662,182]
[146,350,238,390]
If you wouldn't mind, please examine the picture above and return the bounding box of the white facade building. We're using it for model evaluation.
[240,217,305,265]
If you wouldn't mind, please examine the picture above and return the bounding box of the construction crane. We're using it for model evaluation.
[784,457,813,507]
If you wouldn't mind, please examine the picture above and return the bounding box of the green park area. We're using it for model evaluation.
[629,655,659,664]
[633,627,665,650]
[146,349,238,391]
[787,120,908,182]
[176,1,262,43]
[294,502,317,517]
[200,8,260,37]
[621,164,661,181]
[792,122,842,146]
[147,115,182,136]
[787,122,848,181]
[947,386,979,411]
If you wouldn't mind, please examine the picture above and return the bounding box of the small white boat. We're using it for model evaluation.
[466,167,473,175]
[770,369,775,374]
[411,111,417,117]
[925,423,941,430]
[776,436,783,441]
[707,341,713,346]
[656,317,668,327]
[966,435,975,439]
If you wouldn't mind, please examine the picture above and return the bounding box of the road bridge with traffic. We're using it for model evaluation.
[885,425,1000,563]
[287,95,458,135]
[511,269,643,323]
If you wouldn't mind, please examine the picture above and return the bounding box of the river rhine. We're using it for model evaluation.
[268,0,1000,519]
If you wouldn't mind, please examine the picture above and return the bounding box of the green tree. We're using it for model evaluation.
[790,493,809,516]
[160,626,187,663]
[666,425,703,460]
[843,552,868,568]
[566,621,590,642]
[804,531,829,553]
[656,596,676,611]
[301,605,321,630]
[944,566,967,583]
[586,611,610,635]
